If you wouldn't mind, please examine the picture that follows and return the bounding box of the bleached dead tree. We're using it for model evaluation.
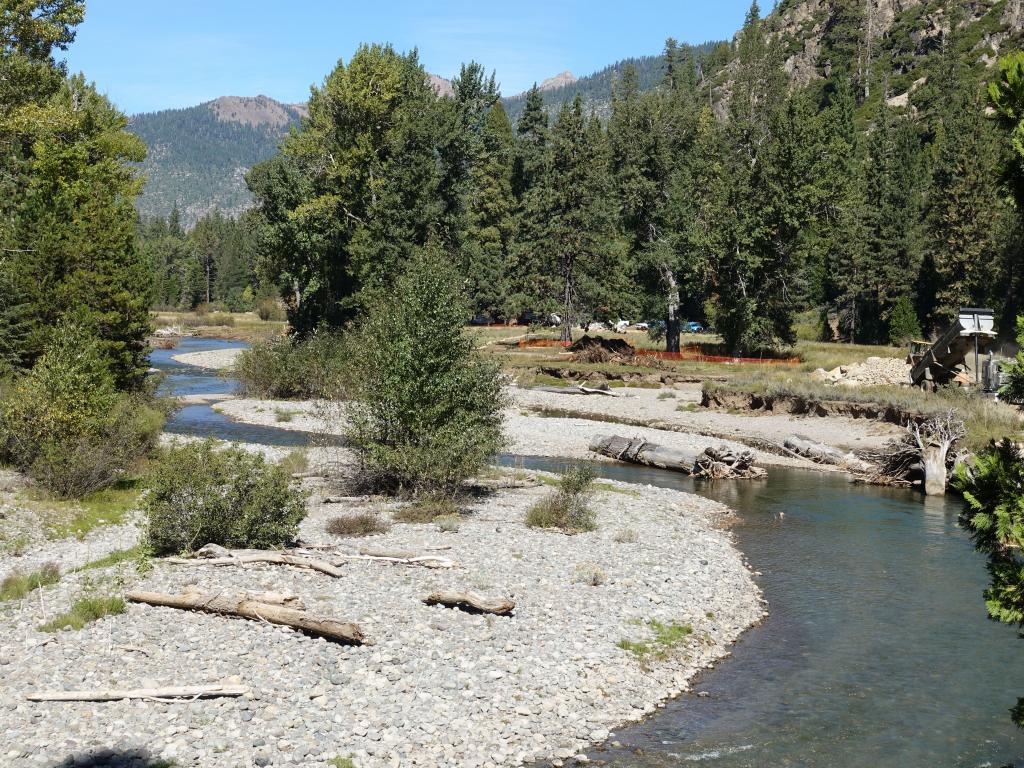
[911,410,967,496]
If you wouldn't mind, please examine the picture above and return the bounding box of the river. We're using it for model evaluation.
[153,338,1024,767]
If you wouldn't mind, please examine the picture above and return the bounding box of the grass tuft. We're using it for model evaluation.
[572,562,607,585]
[618,619,694,664]
[393,498,460,524]
[74,546,144,573]
[326,512,390,537]
[0,562,60,602]
[613,528,639,543]
[526,465,596,533]
[435,513,461,533]
[39,596,125,632]
[327,758,357,768]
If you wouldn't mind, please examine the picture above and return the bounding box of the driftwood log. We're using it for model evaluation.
[126,589,365,645]
[531,385,618,397]
[784,435,874,473]
[589,434,766,479]
[165,544,344,578]
[423,590,515,616]
[27,684,248,703]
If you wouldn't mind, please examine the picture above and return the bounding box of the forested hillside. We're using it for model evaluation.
[503,42,724,124]
[129,96,306,226]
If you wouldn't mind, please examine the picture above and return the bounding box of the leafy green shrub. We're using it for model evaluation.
[888,296,922,346]
[39,595,125,632]
[234,331,350,399]
[345,250,506,496]
[145,441,308,556]
[0,323,165,498]
[526,465,596,533]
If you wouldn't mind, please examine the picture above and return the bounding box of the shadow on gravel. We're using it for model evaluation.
[49,748,174,768]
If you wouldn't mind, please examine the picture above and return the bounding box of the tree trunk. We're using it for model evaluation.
[662,265,681,353]
[588,434,766,479]
[922,445,948,496]
[126,590,365,645]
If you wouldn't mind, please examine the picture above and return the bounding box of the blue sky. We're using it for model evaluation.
[65,1,757,115]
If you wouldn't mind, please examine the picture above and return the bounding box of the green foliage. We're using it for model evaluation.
[0,563,60,602]
[526,465,596,532]
[954,439,1024,726]
[144,441,308,556]
[38,595,125,632]
[617,619,694,663]
[234,332,350,400]
[1000,317,1024,404]
[345,249,506,496]
[326,758,357,768]
[138,208,259,311]
[0,324,164,497]
[888,296,922,346]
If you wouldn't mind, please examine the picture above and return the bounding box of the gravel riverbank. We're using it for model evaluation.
[171,347,245,370]
[211,394,818,470]
[0,469,763,768]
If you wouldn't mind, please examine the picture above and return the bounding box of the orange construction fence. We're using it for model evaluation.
[635,347,801,364]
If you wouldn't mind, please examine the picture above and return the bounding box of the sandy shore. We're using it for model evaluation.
[0,464,762,768]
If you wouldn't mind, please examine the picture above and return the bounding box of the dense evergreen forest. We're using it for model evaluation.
[244,1,1024,353]
[137,207,264,311]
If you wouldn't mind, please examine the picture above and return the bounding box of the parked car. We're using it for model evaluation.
[634,321,650,331]
[469,314,491,326]
[613,319,630,333]
[684,321,704,333]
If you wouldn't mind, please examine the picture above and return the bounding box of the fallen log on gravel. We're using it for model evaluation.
[126,589,365,645]
[163,544,344,578]
[783,435,874,473]
[531,385,618,397]
[339,552,456,569]
[27,684,249,703]
[423,591,515,616]
[588,434,766,479]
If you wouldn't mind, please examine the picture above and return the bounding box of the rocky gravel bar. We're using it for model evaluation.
[0,472,763,767]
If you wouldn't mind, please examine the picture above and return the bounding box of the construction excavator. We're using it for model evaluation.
[908,308,999,391]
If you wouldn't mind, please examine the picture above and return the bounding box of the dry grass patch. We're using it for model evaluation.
[393,498,460,524]
[572,562,607,585]
[326,512,390,537]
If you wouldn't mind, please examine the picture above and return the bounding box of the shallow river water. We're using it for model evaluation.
[155,338,1024,768]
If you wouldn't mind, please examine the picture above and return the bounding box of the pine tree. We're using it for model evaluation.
[463,103,515,319]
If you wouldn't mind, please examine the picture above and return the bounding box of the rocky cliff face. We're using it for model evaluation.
[771,0,1024,90]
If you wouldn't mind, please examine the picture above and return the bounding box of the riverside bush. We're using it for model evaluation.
[999,316,1024,404]
[526,465,597,532]
[145,441,307,555]
[235,331,349,399]
[345,250,505,496]
[0,324,165,498]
